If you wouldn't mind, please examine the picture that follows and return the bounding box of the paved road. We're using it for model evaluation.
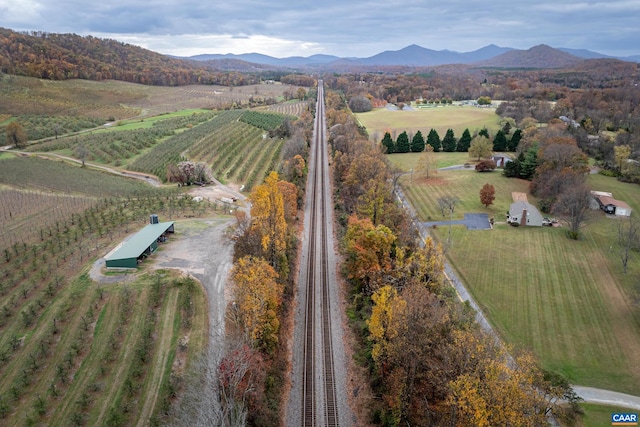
[573,386,640,410]
[423,212,492,230]
[394,187,640,410]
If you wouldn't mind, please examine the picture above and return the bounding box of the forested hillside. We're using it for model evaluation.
[0,28,260,86]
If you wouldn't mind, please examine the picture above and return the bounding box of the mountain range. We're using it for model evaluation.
[190,44,640,69]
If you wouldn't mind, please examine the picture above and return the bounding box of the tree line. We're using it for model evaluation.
[0,28,262,86]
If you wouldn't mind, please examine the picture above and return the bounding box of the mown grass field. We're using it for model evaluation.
[399,165,640,395]
[387,152,479,173]
[356,105,502,141]
[575,404,634,427]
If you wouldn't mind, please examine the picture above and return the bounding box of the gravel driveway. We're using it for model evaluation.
[152,218,235,343]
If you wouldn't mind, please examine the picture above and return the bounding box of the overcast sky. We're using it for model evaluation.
[1,0,639,58]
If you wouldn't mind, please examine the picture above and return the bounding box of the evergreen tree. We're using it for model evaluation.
[457,128,472,152]
[508,129,523,152]
[478,127,490,139]
[520,146,539,180]
[426,129,441,152]
[381,131,395,154]
[503,153,523,178]
[502,120,512,135]
[442,129,457,152]
[492,129,508,152]
[411,130,425,152]
[396,131,410,153]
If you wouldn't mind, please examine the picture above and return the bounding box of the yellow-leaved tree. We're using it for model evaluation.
[231,256,283,353]
[368,285,406,372]
[251,171,288,271]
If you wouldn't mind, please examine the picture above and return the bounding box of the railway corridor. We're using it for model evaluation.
[286,81,352,426]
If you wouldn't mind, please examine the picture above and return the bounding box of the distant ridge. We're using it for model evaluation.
[190,43,638,68]
[473,45,584,69]
[190,52,340,67]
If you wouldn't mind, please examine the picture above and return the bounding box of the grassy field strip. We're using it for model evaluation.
[582,231,640,383]
[135,288,179,426]
[187,282,208,363]
[356,106,501,141]
[387,152,478,171]
[93,288,148,425]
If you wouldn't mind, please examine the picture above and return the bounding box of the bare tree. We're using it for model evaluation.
[552,185,593,239]
[438,195,459,247]
[75,143,89,167]
[437,195,459,218]
[416,144,437,179]
[617,214,639,274]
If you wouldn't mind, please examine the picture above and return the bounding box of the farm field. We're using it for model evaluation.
[0,74,309,144]
[399,167,640,395]
[0,155,156,197]
[0,156,222,425]
[356,105,501,142]
[127,109,289,189]
[0,269,206,426]
[0,75,309,425]
[264,100,310,117]
[19,106,292,190]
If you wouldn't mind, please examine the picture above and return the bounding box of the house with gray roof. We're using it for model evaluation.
[507,201,544,227]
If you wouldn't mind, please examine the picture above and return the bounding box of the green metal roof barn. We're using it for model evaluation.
[105,221,174,269]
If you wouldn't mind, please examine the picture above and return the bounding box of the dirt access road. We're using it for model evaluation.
[152,217,234,343]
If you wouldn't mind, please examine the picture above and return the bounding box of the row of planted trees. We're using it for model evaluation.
[381,125,523,155]
[325,83,582,426]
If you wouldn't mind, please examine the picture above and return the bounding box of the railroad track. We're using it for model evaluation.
[302,81,339,427]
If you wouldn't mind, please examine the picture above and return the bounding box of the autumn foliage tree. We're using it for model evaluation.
[250,171,288,272]
[416,144,437,179]
[344,215,396,294]
[6,121,27,148]
[479,183,496,208]
[469,135,492,161]
[230,256,283,353]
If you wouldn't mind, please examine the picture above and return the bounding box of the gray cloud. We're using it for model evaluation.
[1,0,638,57]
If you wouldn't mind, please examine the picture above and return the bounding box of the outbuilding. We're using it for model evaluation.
[105,216,174,269]
[591,191,632,217]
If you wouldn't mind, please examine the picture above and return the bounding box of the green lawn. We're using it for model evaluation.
[577,404,636,427]
[386,152,474,171]
[356,105,501,142]
[100,109,212,132]
[401,169,640,395]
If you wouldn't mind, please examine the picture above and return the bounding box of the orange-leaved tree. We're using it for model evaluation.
[230,256,283,353]
[479,183,495,208]
[276,179,298,223]
[343,215,396,294]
